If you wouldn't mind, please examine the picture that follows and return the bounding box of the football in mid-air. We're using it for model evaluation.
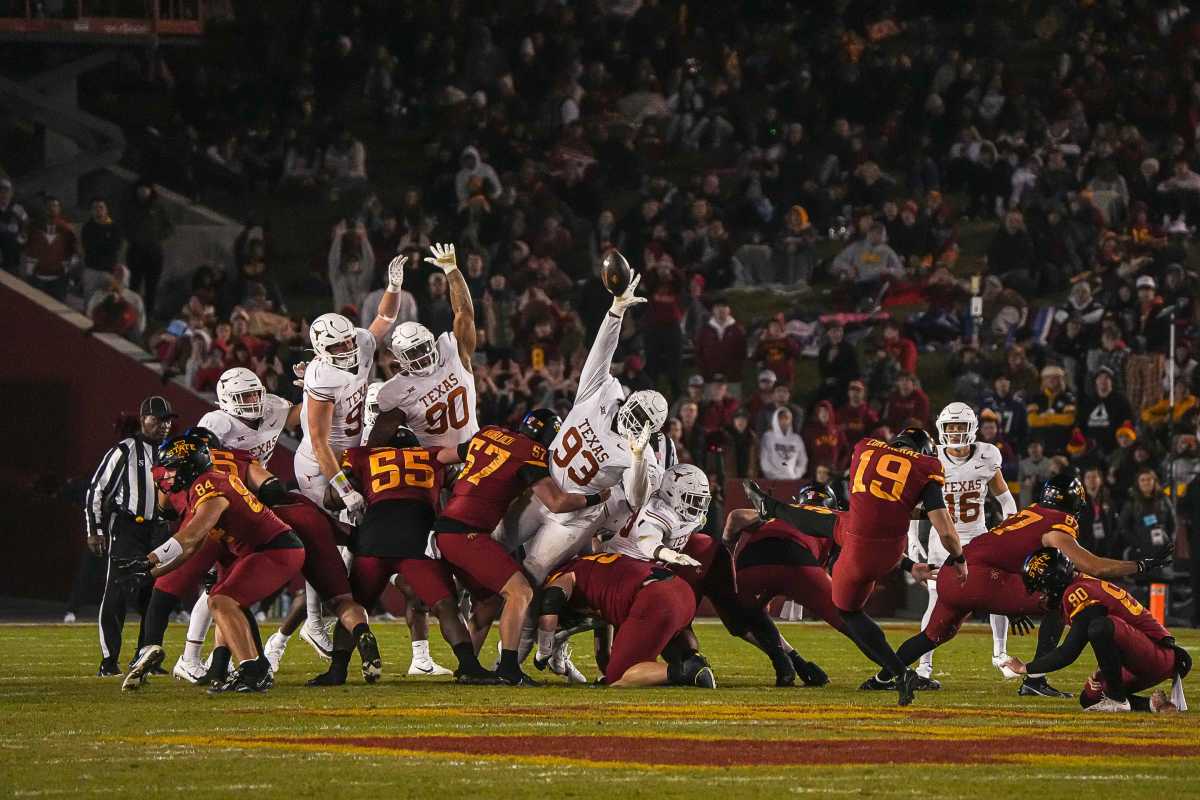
[601,249,632,295]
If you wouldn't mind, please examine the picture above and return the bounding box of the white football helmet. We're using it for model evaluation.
[390,321,439,376]
[215,367,265,420]
[617,389,668,439]
[936,401,978,447]
[362,381,384,441]
[310,313,360,372]
[659,463,711,534]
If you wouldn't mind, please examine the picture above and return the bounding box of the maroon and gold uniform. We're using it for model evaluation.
[551,552,696,683]
[965,505,1079,573]
[272,492,353,601]
[832,438,945,611]
[340,444,457,608]
[186,469,303,606]
[1062,576,1177,698]
[433,426,550,594]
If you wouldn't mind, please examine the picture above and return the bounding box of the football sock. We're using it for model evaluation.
[499,648,519,675]
[240,657,268,680]
[842,611,907,678]
[305,583,323,624]
[242,607,264,655]
[453,642,484,673]
[989,614,1009,657]
[1086,616,1127,701]
[535,629,555,661]
[209,646,232,681]
[328,649,351,681]
[351,623,370,644]
[412,639,430,660]
[142,589,177,647]
[183,592,212,660]
[889,633,937,680]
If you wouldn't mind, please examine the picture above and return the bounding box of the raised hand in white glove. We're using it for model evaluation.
[424,242,458,274]
[386,254,407,291]
[292,361,307,388]
[657,547,700,567]
[609,271,647,316]
[628,421,653,457]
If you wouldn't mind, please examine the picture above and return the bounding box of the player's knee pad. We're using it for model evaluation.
[540,586,569,617]
[1086,616,1115,644]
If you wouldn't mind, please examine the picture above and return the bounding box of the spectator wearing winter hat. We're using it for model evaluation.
[882,372,930,431]
[759,406,807,481]
[1130,274,1170,353]
[802,400,848,476]
[815,322,859,403]
[836,379,879,446]
[694,301,746,382]
[1076,367,1135,452]
[1027,364,1076,455]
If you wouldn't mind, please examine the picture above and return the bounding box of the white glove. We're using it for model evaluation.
[657,547,700,567]
[292,361,307,388]
[424,242,458,274]
[906,520,927,561]
[341,489,365,526]
[628,421,653,457]
[609,271,647,315]
[386,254,407,292]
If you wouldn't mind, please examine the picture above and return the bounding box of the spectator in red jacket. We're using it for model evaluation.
[754,318,801,386]
[881,319,918,374]
[699,376,740,432]
[836,379,879,445]
[883,372,930,430]
[802,400,848,475]
[695,301,747,381]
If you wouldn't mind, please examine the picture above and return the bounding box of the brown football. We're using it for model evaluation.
[601,250,632,295]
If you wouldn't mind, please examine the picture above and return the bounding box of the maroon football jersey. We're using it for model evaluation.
[436,426,549,533]
[840,438,944,541]
[552,552,664,626]
[341,445,444,509]
[187,469,290,556]
[1061,576,1172,643]
[742,514,836,564]
[965,504,1078,573]
[665,533,721,592]
[158,449,257,526]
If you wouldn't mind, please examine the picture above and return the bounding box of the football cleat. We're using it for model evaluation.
[357,632,383,684]
[305,669,347,687]
[914,675,942,691]
[121,645,165,691]
[548,643,588,684]
[408,656,453,676]
[897,669,919,707]
[454,667,502,686]
[1018,676,1073,698]
[859,672,896,691]
[263,632,289,674]
[299,619,334,662]
[97,660,121,677]
[1083,694,1132,712]
[743,480,774,519]
[497,670,542,687]
[671,652,717,688]
[791,653,830,687]
[207,670,241,694]
[172,655,208,684]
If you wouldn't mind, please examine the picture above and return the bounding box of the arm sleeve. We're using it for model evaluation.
[630,514,669,560]
[576,311,622,404]
[921,479,947,511]
[996,488,1017,518]
[85,442,128,538]
[622,447,651,508]
[1024,605,1107,675]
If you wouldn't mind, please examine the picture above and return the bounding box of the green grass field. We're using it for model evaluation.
[2,621,1197,799]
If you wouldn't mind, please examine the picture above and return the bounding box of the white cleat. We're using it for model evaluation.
[122,645,165,691]
[992,653,1019,679]
[264,632,289,674]
[549,643,588,684]
[407,657,453,676]
[172,655,208,684]
[299,619,334,662]
[1085,695,1132,712]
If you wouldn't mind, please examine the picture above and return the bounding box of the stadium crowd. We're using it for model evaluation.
[3,0,1200,624]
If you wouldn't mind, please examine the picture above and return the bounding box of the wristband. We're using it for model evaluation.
[899,556,915,574]
[584,493,605,507]
[331,471,356,499]
[943,553,965,567]
[377,311,397,323]
[151,537,184,568]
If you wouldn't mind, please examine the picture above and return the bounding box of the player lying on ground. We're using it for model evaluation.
[538,551,715,688]
[863,470,1172,698]
[325,426,498,684]
[747,427,966,706]
[431,409,605,685]
[724,483,933,687]
[1004,547,1188,712]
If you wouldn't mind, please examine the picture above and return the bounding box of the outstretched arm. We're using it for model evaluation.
[1007,605,1105,676]
[425,243,476,370]
[531,476,609,514]
[577,271,646,404]
[368,254,408,344]
[1045,531,1139,579]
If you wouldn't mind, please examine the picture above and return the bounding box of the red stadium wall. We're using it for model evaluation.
[0,276,290,601]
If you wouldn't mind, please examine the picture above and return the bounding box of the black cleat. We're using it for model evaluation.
[914,675,942,691]
[233,670,273,693]
[792,653,830,687]
[859,672,896,691]
[97,660,122,677]
[897,669,918,707]
[670,652,717,688]
[497,670,542,687]
[455,668,502,686]
[693,665,717,689]
[122,645,165,691]
[149,664,169,676]
[1018,676,1072,698]
[306,669,348,687]
[356,632,383,684]
[207,670,241,694]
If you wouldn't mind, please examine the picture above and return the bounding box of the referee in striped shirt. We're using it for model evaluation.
[87,395,176,675]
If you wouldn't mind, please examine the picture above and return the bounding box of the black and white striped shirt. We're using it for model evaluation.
[85,436,159,538]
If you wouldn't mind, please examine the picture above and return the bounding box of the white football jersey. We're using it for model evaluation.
[938,441,1003,540]
[198,394,291,463]
[551,385,660,495]
[604,495,697,561]
[375,332,479,448]
[297,328,376,460]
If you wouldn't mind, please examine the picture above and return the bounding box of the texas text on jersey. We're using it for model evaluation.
[375,332,479,448]
[938,442,1003,541]
[198,395,291,465]
[605,496,697,561]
